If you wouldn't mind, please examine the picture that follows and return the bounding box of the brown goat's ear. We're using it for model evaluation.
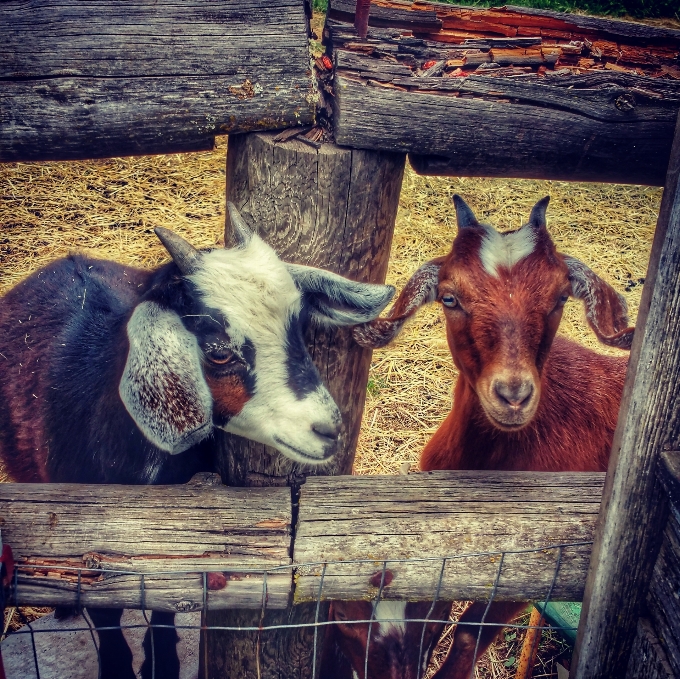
[119,302,213,454]
[352,259,443,348]
[563,255,635,350]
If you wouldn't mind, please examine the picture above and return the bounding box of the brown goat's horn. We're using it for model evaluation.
[154,227,202,275]
[452,194,479,230]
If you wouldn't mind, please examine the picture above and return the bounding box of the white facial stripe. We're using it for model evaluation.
[374,601,407,639]
[479,225,536,277]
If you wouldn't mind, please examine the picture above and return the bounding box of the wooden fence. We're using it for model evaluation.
[1,1,680,678]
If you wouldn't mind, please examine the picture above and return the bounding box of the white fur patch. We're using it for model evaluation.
[374,601,407,639]
[479,225,536,277]
[119,302,213,455]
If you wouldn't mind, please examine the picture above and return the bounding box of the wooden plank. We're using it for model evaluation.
[334,73,677,185]
[570,112,680,678]
[328,0,680,184]
[328,0,442,32]
[0,0,315,162]
[0,474,292,611]
[625,618,674,679]
[293,471,604,603]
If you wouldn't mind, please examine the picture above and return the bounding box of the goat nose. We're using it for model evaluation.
[494,380,534,409]
[312,421,341,443]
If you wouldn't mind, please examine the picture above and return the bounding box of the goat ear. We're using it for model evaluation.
[352,259,443,348]
[563,255,635,349]
[452,195,479,230]
[119,301,213,454]
[286,264,395,326]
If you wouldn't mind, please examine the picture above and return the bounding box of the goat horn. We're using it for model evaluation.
[452,195,479,230]
[154,227,202,275]
[227,202,253,247]
[527,196,550,230]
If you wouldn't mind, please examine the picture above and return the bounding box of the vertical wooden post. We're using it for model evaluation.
[570,113,680,677]
[201,131,406,679]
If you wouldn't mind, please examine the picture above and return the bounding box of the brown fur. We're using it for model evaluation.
[204,373,251,418]
[353,196,633,679]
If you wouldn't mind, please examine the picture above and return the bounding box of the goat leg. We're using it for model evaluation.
[433,601,528,679]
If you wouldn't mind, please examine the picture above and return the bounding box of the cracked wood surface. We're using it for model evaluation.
[293,471,605,603]
[0,0,315,162]
[0,473,292,611]
[327,0,680,185]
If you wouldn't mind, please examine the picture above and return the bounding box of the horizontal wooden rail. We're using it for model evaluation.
[294,471,604,602]
[0,0,315,162]
[0,470,604,611]
[327,0,680,185]
[0,473,293,612]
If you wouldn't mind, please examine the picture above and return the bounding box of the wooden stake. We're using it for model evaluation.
[201,131,406,679]
[570,112,680,677]
[516,607,544,679]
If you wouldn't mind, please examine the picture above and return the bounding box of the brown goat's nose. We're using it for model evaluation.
[493,380,534,409]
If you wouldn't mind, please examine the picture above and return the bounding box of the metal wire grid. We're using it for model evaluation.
[2,540,588,679]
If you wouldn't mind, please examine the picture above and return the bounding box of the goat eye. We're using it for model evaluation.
[207,350,233,365]
[441,294,458,308]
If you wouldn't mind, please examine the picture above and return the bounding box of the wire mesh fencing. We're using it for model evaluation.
[0,540,589,679]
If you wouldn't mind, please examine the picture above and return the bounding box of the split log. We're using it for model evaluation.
[327,0,680,185]
[202,131,406,679]
[0,0,315,162]
[0,473,292,612]
[335,73,679,185]
[293,471,605,603]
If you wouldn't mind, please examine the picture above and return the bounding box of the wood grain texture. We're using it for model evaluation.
[203,131,405,679]
[646,507,680,677]
[570,113,680,678]
[327,0,680,185]
[625,618,674,679]
[293,471,605,603]
[217,131,405,486]
[0,474,292,611]
[0,0,315,162]
[335,74,678,186]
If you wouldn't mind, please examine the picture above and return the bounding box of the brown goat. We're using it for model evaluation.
[352,195,634,679]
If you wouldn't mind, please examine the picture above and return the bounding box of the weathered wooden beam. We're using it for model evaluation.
[327,0,680,185]
[334,72,678,186]
[0,0,315,162]
[0,473,292,612]
[0,470,609,617]
[571,112,680,678]
[294,471,605,603]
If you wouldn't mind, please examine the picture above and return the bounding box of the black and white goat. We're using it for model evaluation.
[0,203,394,679]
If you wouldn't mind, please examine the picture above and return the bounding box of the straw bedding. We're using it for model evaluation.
[0,139,660,674]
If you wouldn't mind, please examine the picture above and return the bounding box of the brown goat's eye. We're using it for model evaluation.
[207,350,234,366]
[441,294,458,308]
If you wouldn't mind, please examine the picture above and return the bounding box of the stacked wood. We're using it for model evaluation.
[324,0,680,184]
[1,0,315,162]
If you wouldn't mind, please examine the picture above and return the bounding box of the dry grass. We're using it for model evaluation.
[0,136,659,678]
